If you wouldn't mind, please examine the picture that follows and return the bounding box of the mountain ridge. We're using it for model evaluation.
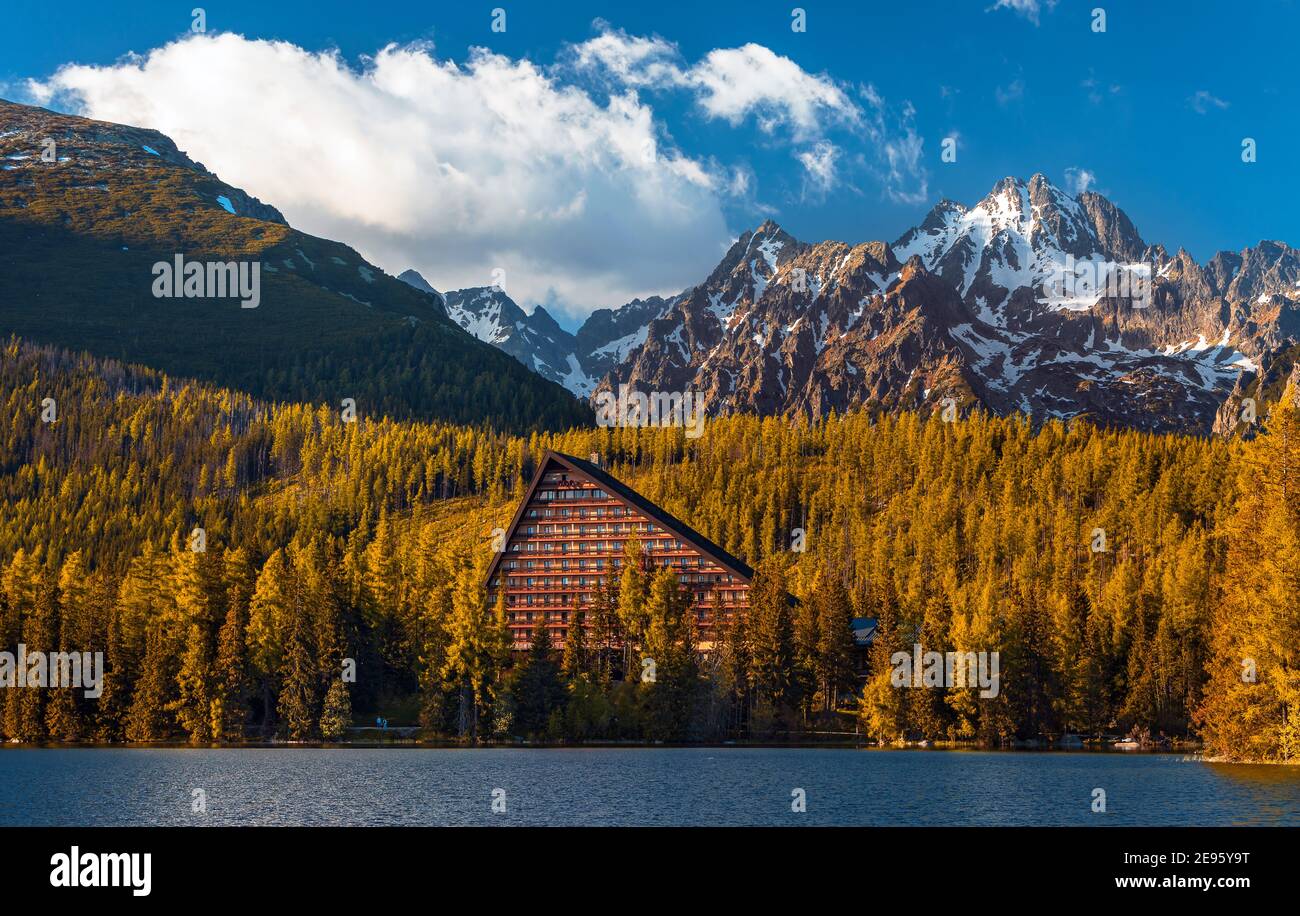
[416,171,1299,435]
[0,99,592,433]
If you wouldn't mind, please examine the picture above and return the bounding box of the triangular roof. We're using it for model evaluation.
[483,450,754,586]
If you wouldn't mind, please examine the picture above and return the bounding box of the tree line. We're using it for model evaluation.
[1,337,1297,758]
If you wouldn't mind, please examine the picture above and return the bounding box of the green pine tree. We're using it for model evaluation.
[319,679,352,741]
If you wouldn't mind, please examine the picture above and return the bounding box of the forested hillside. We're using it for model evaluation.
[2,337,1296,758]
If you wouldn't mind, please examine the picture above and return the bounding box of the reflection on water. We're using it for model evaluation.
[1200,760,1300,825]
[1,747,1297,826]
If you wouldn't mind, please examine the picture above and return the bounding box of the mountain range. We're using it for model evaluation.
[4,97,1297,437]
[411,174,1300,435]
[397,268,671,399]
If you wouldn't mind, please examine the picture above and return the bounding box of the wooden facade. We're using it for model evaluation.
[484,451,753,648]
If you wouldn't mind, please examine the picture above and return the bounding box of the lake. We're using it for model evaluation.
[2,747,1298,826]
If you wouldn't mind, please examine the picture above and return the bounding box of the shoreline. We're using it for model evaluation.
[2,738,1213,755]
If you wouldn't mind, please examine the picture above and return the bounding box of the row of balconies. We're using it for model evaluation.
[512,524,664,539]
[504,573,737,588]
[505,540,710,557]
[499,557,725,573]
[494,593,749,611]
[507,608,740,625]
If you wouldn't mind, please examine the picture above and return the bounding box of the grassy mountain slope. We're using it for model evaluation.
[0,99,591,432]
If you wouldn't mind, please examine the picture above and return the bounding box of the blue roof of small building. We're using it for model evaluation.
[850,617,878,646]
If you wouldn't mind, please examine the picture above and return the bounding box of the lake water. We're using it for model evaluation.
[2,747,1298,826]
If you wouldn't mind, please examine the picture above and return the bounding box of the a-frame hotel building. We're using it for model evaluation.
[484,451,753,648]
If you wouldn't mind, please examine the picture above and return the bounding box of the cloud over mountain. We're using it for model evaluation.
[27,32,731,322]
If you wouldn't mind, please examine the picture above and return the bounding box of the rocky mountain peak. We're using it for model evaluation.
[396,269,444,304]
[407,169,1297,438]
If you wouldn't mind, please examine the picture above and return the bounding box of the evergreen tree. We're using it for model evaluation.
[278,591,320,741]
[813,570,857,712]
[561,596,587,681]
[589,569,622,683]
[641,566,699,740]
[172,623,214,742]
[1197,386,1300,760]
[511,618,565,738]
[858,605,906,744]
[714,601,751,737]
[246,549,293,736]
[747,558,798,717]
[319,679,353,741]
[616,538,650,677]
[441,554,497,741]
[125,619,174,742]
[213,575,251,741]
[793,581,820,722]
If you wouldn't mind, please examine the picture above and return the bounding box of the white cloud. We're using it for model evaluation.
[571,30,859,141]
[26,33,731,321]
[687,44,861,140]
[995,78,1025,107]
[864,95,928,205]
[1188,90,1229,114]
[797,141,840,197]
[570,28,925,201]
[568,28,684,89]
[1063,166,1097,195]
[988,0,1057,26]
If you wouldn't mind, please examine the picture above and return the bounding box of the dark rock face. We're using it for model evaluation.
[397,277,673,397]
[397,269,442,301]
[592,175,1300,435]
[403,171,1298,435]
[437,286,584,392]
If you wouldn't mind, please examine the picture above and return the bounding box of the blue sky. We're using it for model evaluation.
[3,0,1296,324]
